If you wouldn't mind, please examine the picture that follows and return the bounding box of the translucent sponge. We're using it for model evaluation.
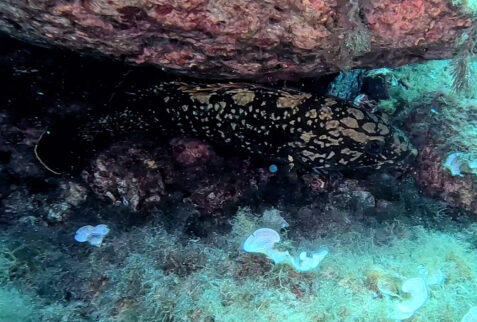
[392,277,428,320]
[443,152,477,177]
[242,228,280,255]
[242,228,328,272]
[74,224,110,247]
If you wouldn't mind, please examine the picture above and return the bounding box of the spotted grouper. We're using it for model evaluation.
[34,82,417,174]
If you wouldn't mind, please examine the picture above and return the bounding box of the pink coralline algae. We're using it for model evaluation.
[302,173,328,192]
[0,0,472,79]
[170,138,213,166]
[413,146,477,214]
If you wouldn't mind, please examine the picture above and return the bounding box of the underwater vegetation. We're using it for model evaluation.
[0,204,476,321]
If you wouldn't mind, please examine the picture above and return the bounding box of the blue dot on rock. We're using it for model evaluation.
[269,164,278,173]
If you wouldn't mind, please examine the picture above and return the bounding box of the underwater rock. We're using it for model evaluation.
[45,202,72,223]
[329,179,376,217]
[3,191,55,224]
[44,182,88,222]
[59,182,88,207]
[329,190,376,218]
[184,159,271,215]
[1,180,87,224]
[167,142,272,215]
[301,173,328,192]
[327,69,364,101]
[414,146,477,215]
[0,113,42,149]
[0,112,44,178]
[0,0,473,80]
[2,190,44,223]
[361,68,394,102]
[7,148,43,178]
[162,250,207,277]
[82,142,168,212]
[81,139,270,215]
[327,68,403,114]
[170,138,213,166]
[188,183,241,214]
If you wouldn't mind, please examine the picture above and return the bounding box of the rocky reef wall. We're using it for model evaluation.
[0,0,473,80]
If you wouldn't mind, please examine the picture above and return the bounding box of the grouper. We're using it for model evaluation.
[34,82,417,174]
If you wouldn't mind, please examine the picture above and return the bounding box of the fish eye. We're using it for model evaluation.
[365,140,384,155]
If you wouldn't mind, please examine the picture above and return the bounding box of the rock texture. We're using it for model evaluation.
[414,145,477,215]
[0,0,473,80]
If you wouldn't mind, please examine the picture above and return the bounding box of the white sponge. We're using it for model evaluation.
[242,228,328,272]
[74,224,110,247]
[392,277,428,320]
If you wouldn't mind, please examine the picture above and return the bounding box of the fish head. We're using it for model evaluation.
[295,103,417,170]
[350,126,418,169]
